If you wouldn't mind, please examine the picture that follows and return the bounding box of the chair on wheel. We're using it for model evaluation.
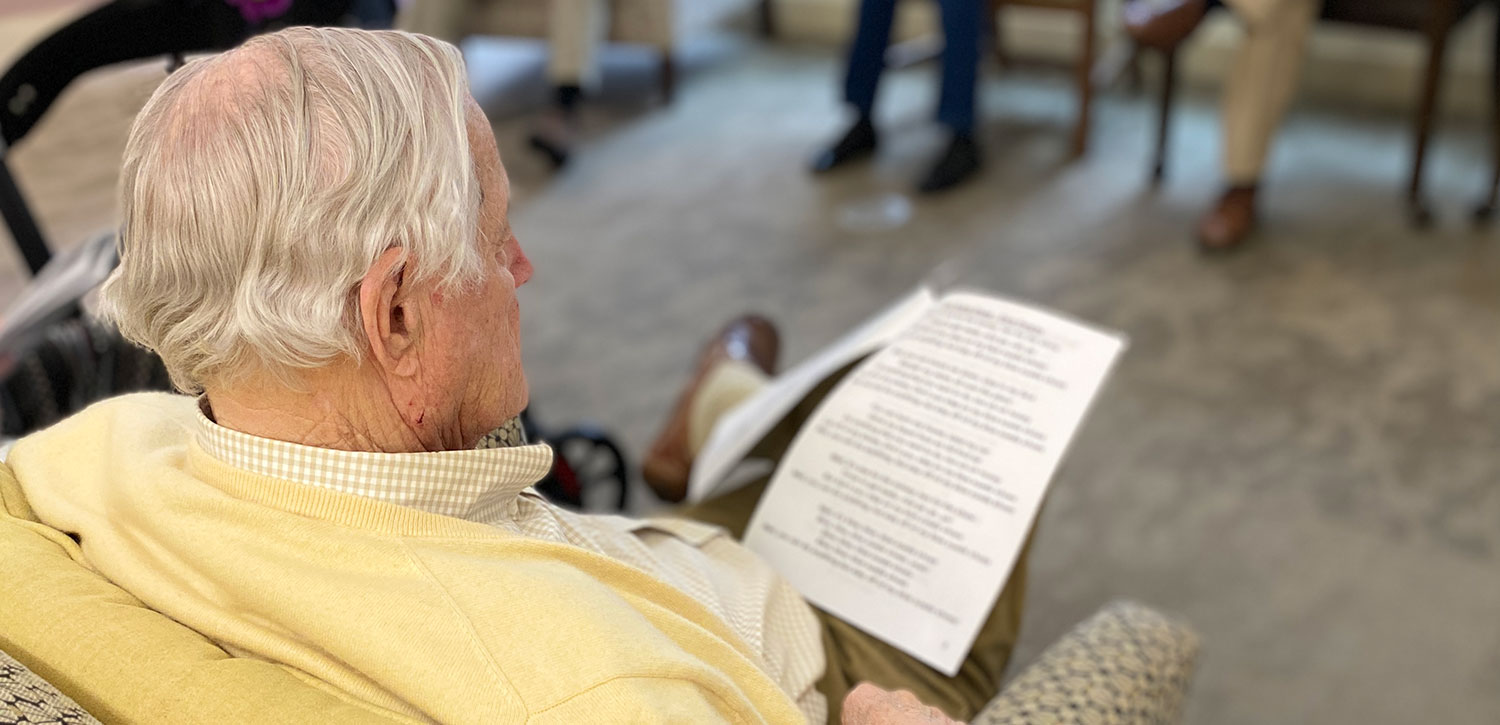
[0,0,396,277]
[0,0,627,511]
[0,0,397,428]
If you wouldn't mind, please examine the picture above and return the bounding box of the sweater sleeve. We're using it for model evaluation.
[527,676,751,725]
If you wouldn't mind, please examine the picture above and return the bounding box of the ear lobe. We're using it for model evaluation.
[358,248,421,378]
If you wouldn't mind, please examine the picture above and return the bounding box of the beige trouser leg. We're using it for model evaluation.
[687,360,772,457]
[399,0,608,89]
[1221,0,1320,184]
[549,0,610,88]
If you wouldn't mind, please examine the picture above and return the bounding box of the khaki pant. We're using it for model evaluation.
[546,0,609,88]
[398,0,607,87]
[1222,0,1321,183]
[678,363,1033,724]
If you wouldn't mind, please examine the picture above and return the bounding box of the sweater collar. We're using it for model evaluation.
[193,399,554,522]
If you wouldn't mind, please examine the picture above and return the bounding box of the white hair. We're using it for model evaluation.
[99,27,483,393]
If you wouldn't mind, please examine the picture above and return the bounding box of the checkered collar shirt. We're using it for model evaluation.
[193,400,554,522]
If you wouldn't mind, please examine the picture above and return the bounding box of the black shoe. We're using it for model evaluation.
[810,117,878,173]
[917,133,982,193]
[528,133,570,169]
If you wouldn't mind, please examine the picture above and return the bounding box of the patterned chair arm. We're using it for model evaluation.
[973,601,1200,725]
[0,649,99,725]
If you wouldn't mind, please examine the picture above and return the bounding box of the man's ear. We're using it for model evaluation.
[358,247,421,378]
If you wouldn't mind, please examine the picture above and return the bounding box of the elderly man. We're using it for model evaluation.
[6,27,1027,724]
[1126,0,1320,249]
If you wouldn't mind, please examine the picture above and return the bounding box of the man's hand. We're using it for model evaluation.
[841,683,965,725]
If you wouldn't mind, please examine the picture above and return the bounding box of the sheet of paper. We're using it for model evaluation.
[687,287,937,503]
[742,291,1126,675]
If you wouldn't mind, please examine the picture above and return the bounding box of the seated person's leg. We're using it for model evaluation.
[1199,0,1319,250]
[660,319,1034,723]
[916,0,985,194]
[815,531,1033,723]
[667,356,856,534]
[642,316,782,503]
[528,0,608,168]
[811,0,898,172]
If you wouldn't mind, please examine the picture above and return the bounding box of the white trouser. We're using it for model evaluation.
[396,0,469,44]
[397,0,609,89]
[549,0,610,88]
[1221,0,1320,184]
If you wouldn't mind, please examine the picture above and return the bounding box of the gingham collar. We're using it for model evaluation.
[194,399,554,521]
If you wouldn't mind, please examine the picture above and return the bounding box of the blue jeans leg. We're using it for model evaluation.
[936,0,982,134]
[843,0,898,117]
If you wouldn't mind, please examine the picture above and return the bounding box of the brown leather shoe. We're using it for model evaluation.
[641,316,780,502]
[1197,185,1258,251]
[1124,0,1209,52]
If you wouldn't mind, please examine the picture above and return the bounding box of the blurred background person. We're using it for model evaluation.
[526,0,605,167]
[810,0,986,193]
[400,0,606,168]
[1126,0,1319,250]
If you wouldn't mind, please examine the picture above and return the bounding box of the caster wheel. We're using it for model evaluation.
[539,429,629,512]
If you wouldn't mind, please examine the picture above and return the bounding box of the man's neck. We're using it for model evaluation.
[205,368,429,453]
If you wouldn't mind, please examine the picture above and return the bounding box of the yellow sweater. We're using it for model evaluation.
[8,394,805,724]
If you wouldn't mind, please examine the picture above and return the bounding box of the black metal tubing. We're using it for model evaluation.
[0,0,389,278]
[0,151,50,274]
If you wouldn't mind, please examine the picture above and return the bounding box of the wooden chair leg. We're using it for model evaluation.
[1070,1,1097,159]
[990,0,1010,70]
[1152,46,1177,185]
[758,0,776,39]
[1408,0,1459,227]
[1127,45,1144,93]
[1476,2,1500,223]
[659,52,675,105]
